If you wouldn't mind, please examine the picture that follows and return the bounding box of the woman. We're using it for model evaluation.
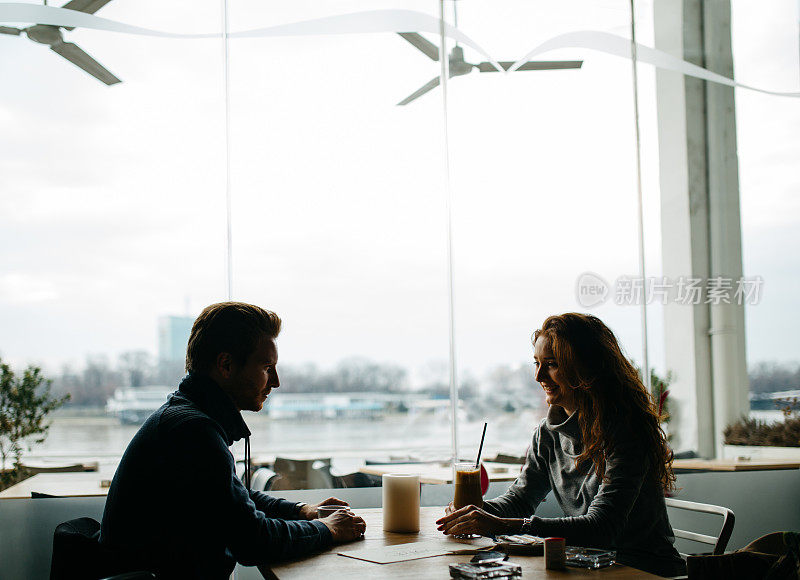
[436,313,686,577]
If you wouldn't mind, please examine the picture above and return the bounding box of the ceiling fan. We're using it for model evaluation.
[0,0,121,85]
[397,32,583,106]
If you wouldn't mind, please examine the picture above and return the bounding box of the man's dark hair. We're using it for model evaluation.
[186,302,281,374]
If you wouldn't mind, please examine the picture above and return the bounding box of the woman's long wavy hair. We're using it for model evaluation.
[534,313,675,492]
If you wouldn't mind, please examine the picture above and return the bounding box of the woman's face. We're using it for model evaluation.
[533,336,577,414]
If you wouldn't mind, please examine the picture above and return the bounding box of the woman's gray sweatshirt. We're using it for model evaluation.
[483,406,686,578]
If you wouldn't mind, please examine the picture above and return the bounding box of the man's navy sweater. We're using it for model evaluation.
[100,373,331,578]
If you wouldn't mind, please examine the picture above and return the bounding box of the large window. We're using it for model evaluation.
[2,0,796,478]
[1,1,225,464]
[731,0,800,415]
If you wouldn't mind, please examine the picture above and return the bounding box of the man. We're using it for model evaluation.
[101,302,366,578]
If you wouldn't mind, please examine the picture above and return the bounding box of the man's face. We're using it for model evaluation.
[227,337,280,412]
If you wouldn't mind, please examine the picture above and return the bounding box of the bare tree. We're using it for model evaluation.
[118,351,153,388]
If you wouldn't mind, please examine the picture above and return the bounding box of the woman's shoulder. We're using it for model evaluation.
[604,423,649,459]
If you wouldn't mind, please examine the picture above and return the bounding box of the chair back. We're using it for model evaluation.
[51,517,153,580]
[250,467,277,492]
[665,497,735,556]
[271,457,333,490]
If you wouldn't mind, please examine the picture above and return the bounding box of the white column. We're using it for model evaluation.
[654,0,749,457]
[703,0,750,457]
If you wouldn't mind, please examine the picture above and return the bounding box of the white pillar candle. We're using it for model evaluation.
[382,473,420,533]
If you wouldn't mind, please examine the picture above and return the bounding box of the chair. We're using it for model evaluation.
[270,457,334,490]
[50,517,155,580]
[685,532,800,580]
[665,498,736,557]
[331,471,382,488]
[250,467,278,492]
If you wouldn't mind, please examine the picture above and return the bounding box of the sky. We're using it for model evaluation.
[0,0,798,382]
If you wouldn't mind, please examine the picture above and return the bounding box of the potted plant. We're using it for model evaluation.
[722,398,800,460]
[649,369,673,441]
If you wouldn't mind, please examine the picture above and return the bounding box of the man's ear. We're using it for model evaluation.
[215,352,234,379]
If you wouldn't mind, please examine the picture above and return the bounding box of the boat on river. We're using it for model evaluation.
[106,386,174,424]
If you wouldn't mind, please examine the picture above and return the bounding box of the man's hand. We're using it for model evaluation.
[436,504,518,537]
[299,497,349,520]
[320,509,367,543]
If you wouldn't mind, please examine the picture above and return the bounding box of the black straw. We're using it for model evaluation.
[475,422,487,469]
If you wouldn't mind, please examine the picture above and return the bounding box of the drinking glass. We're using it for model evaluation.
[452,462,483,538]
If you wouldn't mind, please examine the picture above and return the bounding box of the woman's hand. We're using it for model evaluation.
[436,504,518,537]
[300,497,349,520]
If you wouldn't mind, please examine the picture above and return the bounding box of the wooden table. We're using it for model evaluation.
[0,472,112,499]
[264,507,659,579]
[672,458,800,472]
[359,462,522,484]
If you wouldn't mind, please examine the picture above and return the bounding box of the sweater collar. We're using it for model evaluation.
[178,373,251,445]
[545,405,581,440]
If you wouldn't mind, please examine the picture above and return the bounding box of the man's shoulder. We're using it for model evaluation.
[157,392,224,440]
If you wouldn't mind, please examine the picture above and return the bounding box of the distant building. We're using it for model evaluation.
[158,315,194,363]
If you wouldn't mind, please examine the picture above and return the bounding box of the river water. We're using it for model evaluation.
[25,409,547,476]
[18,408,788,478]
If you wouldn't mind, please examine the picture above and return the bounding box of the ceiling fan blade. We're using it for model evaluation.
[61,0,114,14]
[397,76,441,106]
[515,60,583,71]
[397,32,439,61]
[50,41,121,85]
[476,61,515,72]
[60,0,113,30]
[477,60,584,73]
[0,26,22,35]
